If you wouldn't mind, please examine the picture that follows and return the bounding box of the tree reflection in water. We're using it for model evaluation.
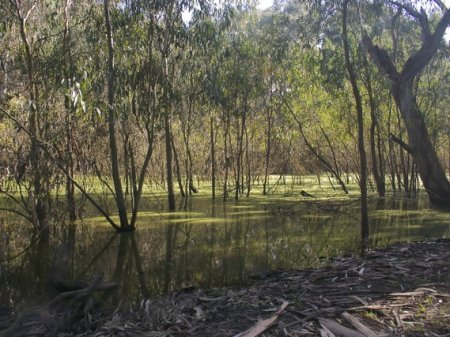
[1,196,449,310]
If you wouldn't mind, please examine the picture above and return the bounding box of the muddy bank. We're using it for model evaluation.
[2,239,449,336]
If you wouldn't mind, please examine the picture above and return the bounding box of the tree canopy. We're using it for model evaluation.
[0,0,449,230]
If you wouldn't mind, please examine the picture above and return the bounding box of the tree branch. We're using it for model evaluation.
[0,207,33,222]
[361,35,399,83]
[402,8,450,81]
[389,133,414,154]
[432,0,447,11]
[388,0,432,38]
[363,7,450,84]
[0,106,120,231]
[388,1,422,20]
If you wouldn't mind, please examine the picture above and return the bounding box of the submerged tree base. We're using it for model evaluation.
[2,239,449,336]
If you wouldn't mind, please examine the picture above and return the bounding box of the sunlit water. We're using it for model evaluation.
[1,192,449,311]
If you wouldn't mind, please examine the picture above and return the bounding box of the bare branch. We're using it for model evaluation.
[0,106,121,231]
[389,1,422,20]
[389,0,431,39]
[23,1,37,23]
[432,0,448,11]
[389,133,413,154]
[402,8,450,80]
[0,207,33,222]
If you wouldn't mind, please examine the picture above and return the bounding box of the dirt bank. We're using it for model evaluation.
[2,239,449,336]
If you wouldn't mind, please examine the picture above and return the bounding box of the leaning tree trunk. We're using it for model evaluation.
[362,7,450,205]
[394,81,450,203]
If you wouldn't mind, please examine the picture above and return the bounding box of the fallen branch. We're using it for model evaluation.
[341,312,382,337]
[234,302,289,337]
[318,318,366,337]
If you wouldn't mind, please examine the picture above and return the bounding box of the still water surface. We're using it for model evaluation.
[1,194,449,310]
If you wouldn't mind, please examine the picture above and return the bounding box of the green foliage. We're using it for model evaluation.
[0,0,449,227]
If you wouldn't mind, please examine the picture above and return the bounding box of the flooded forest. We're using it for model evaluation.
[0,0,450,336]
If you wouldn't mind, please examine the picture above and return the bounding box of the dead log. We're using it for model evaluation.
[301,190,316,198]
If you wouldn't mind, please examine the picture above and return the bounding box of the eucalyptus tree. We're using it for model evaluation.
[362,1,450,204]
[195,9,235,199]
[100,0,166,230]
[207,21,238,200]
[0,0,62,229]
[255,11,291,195]
[273,0,361,194]
[213,10,266,200]
[1,0,197,231]
[67,0,214,228]
[231,20,262,199]
[275,30,353,194]
[175,17,215,204]
[342,0,369,244]
[98,0,193,227]
[104,0,129,228]
[361,51,386,197]
[61,0,81,220]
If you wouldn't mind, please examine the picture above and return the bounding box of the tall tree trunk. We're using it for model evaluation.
[223,109,230,201]
[164,111,176,210]
[376,121,385,192]
[363,56,385,196]
[343,0,369,248]
[14,1,47,229]
[128,26,158,228]
[111,234,130,302]
[245,126,251,197]
[65,106,76,221]
[363,7,450,204]
[394,80,450,202]
[63,0,76,220]
[235,113,244,201]
[263,85,273,195]
[104,0,129,229]
[210,115,216,199]
[187,149,197,194]
[171,133,186,198]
